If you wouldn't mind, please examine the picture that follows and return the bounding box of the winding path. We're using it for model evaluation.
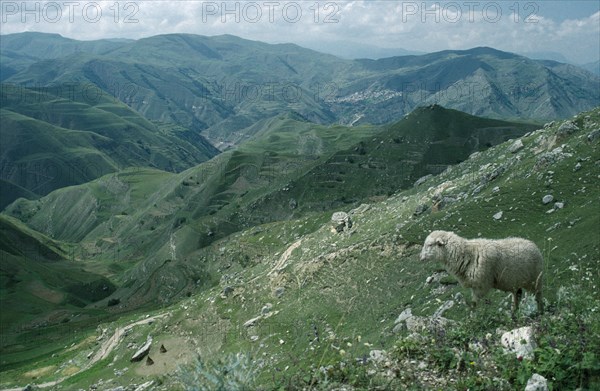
[1,313,168,391]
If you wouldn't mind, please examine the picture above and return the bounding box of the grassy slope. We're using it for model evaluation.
[1,107,597,389]
[3,108,536,314]
[0,84,219,207]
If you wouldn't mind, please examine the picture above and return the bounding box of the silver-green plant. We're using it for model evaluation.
[177,353,257,391]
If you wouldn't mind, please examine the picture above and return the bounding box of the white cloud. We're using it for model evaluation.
[0,0,598,63]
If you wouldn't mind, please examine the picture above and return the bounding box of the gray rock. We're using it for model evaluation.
[394,308,413,324]
[331,211,352,233]
[222,286,234,296]
[413,204,429,216]
[369,349,387,363]
[414,174,433,187]
[501,326,536,360]
[543,121,554,129]
[554,202,564,209]
[542,195,554,204]
[243,316,262,328]
[433,300,454,318]
[261,303,273,315]
[288,198,298,209]
[557,121,579,135]
[525,373,549,391]
[508,139,524,153]
[131,335,152,362]
[587,129,600,142]
[492,186,500,193]
[493,211,503,220]
[350,204,370,215]
[472,184,484,195]
[574,162,582,172]
[274,287,285,298]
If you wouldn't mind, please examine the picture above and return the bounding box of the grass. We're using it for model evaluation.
[1,107,598,389]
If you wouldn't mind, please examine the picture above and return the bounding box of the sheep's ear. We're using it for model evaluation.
[436,237,446,246]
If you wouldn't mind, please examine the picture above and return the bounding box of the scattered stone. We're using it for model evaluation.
[288,198,298,209]
[574,162,582,172]
[587,129,600,142]
[535,147,572,170]
[146,356,154,366]
[134,381,155,391]
[350,204,370,215]
[501,326,536,360]
[472,184,484,195]
[413,203,429,216]
[433,300,454,318]
[414,174,432,187]
[542,195,554,204]
[493,211,503,220]
[557,121,579,136]
[554,202,564,210]
[331,211,353,233]
[222,286,234,296]
[261,303,273,315]
[369,350,387,363]
[492,186,500,193]
[394,308,413,324]
[543,121,554,129]
[525,373,549,391]
[243,316,262,328]
[274,287,285,298]
[250,335,259,342]
[131,335,152,362]
[159,344,167,353]
[508,139,524,153]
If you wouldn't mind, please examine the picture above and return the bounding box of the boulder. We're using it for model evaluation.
[557,121,579,136]
[587,129,600,143]
[508,139,524,153]
[413,204,429,216]
[331,212,352,233]
[501,326,536,360]
[542,195,554,204]
[414,174,432,187]
[525,373,549,391]
[131,335,152,362]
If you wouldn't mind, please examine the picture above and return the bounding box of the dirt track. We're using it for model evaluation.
[0,313,168,391]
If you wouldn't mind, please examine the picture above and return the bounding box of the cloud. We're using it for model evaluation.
[0,1,598,63]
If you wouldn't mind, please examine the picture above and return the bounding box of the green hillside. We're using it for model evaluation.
[0,83,219,207]
[1,105,597,390]
[2,108,538,316]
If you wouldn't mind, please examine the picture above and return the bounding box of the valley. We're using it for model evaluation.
[0,32,599,390]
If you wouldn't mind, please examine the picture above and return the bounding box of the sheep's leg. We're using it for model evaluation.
[535,289,544,314]
[471,288,487,309]
[512,289,523,315]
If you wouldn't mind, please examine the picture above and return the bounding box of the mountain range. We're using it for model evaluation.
[0,32,599,390]
[2,32,599,145]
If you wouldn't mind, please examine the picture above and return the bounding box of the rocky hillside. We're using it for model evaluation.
[1,107,598,390]
[2,107,536,316]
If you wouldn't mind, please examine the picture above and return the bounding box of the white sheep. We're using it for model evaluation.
[420,230,543,314]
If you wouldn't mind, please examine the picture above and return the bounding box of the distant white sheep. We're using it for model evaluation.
[420,230,543,314]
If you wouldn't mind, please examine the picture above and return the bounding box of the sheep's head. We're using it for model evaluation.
[420,230,451,262]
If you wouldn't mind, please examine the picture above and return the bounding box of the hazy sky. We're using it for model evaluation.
[1,1,599,63]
